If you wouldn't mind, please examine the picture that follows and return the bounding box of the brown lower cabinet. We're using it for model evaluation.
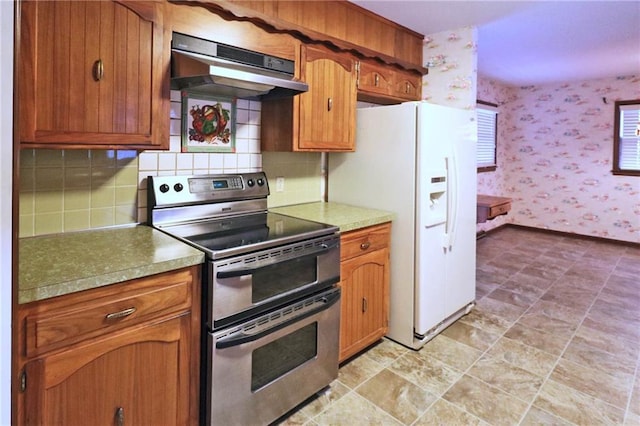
[338,223,391,362]
[16,266,201,426]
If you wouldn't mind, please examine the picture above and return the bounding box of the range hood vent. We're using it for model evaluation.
[170,33,308,100]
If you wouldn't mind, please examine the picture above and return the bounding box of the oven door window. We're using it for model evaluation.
[251,322,317,391]
[252,256,317,304]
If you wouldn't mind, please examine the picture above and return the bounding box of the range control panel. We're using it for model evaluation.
[148,172,270,209]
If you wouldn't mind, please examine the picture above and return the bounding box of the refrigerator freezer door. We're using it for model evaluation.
[328,102,419,347]
[329,101,477,349]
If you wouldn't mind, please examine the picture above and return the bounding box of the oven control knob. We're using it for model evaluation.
[159,184,170,193]
[247,179,255,187]
[174,183,184,192]
[257,178,265,186]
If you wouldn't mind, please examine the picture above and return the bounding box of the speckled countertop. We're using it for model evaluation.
[19,225,204,304]
[270,202,394,233]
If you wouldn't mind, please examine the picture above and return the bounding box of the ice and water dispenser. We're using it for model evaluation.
[423,170,448,228]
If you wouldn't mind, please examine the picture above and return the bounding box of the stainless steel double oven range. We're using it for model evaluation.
[147,172,341,425]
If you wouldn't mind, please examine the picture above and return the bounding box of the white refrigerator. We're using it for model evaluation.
[328,101,477,350]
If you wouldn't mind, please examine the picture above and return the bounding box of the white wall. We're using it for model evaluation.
[0,2,13,423]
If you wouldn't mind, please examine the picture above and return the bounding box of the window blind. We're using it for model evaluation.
[618,104,640,171]
[477,103,498,169]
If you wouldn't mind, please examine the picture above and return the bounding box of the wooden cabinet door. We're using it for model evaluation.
[393,70,422,100]
[298,45,357,151]
[19,1,168,150]
[356,60,422,103]
[338,247,389,362]
[24,314,191,426]
[357,61,393,97]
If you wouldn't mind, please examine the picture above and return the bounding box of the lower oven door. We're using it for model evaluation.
[208,233,340,328]
[206,287,340,426]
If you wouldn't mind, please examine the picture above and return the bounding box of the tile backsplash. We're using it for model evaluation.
[19,91,324,237]
[136,92,263,224]
[19,149,140,237]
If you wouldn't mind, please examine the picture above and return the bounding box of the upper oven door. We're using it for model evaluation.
[207,233,340,328]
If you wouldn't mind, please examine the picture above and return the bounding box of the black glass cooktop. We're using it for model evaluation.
[160,212,338,259]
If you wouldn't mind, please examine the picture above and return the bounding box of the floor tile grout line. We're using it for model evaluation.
[451,233,634,425]
[476,233,638,424]
[608,252,640,426]
[516,244,632,425]
[478,235,601,424]
[343,344,443,426]
[526,239,617,421]
[490,239,572,425]
[622,343,640,425]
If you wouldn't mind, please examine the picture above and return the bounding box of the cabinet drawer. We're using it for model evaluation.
[340,223,391,261]
[489,203,511,218]
[25,269,193,357]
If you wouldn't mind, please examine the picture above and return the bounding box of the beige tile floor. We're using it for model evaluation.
[277,226,640,425]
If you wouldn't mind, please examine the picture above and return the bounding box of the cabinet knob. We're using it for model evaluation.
[360,242,370,250]
[92,59,104,82]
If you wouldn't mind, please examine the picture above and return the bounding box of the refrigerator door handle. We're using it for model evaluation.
[447,152,458,252]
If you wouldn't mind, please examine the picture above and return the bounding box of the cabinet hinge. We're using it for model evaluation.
[355,61,361,88]
[20,370,26,392]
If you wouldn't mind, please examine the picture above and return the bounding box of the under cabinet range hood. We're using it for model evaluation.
[170,32,308,99]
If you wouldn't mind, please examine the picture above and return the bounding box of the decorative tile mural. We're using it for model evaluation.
[477,75,640,243]
[422,26,478,110]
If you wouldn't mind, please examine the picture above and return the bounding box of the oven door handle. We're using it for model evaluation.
[216,244,333,279]
[215,290,340,349]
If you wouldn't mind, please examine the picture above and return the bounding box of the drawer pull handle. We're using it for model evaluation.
[327,97,333,111]
[360,242,370,250]
[93,59,104,81]
[106,307,136,320]
[115,407,124,426]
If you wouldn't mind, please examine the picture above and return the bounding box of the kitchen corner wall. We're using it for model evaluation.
[477,74,640,243]
[19,90,323,237]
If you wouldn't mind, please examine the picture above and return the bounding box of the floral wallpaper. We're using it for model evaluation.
[476,78,517,233]
[422,26,478,110]
[477,75,640,243]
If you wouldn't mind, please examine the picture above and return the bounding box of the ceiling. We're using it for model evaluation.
[349,1,640,86]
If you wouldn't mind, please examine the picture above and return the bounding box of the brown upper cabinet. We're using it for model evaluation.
[357,61,394,98]
[394,69,422,101]
[357,60,422,104]
[261,44,357,152]
[226,0,424,70]
[19,1,168,150]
